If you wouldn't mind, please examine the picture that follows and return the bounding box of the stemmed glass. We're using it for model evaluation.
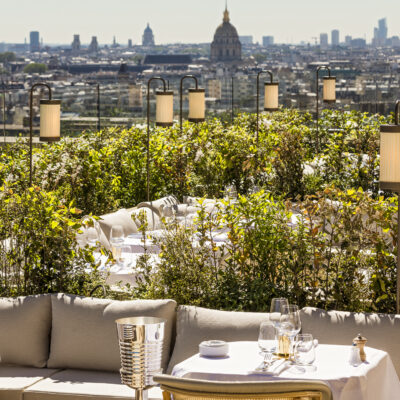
[86,225,102,263]
[110,225,124,261]
[270,298,289,331]
[280,304,301,359]
[257,321,276,371]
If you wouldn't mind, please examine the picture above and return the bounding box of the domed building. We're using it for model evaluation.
[210,5,241,62]
[142,23,155,46]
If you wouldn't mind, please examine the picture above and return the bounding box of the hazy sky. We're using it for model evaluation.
[1,0,399,45]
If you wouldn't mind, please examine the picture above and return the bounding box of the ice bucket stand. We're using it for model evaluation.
[116,316,165,400]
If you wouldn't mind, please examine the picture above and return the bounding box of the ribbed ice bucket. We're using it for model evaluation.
[116,316,165,400]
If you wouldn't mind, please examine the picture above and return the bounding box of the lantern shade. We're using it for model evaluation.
[188,88,205,122]
[323,77,336,103]
[264,82,279,111]
[155,90,174,127]
[379,124,400,191]
[39,100,61,142]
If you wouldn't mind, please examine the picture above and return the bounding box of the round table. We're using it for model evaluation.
[171,341,400,400]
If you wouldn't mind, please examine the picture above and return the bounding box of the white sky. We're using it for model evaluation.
[1,0,399,45]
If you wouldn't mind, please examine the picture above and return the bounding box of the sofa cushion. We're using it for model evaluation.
[300,307,400,376]
[23,369,163,400]
[47,294,176,372]
[0,295,51,368]
[0,365,59,400]
[167,306,270,373]
[98,209,138,249]
[130,207,161,231]
[136,196,179,217]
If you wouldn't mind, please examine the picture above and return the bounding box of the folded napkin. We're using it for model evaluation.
[250,359,290,376]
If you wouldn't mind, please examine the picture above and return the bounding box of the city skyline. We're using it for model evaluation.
[1,0,399,46]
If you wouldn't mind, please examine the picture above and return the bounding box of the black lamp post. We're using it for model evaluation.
[231,75,234,123]
[256,70,278,143]
[179,75,205,132]
[315,65,336,152]
[1,79,6,143]
[146,77,173,201]
[379,100,400,313]
[29,83,61,186]
[94,83,100,131]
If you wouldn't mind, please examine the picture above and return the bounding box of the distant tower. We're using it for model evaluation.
[71,34,81,53]
[320,33,328,49]
[88,36,99,53]
[142,23,155,46]
[30,31,40,52]
[331,30,340,46]
[373,18,388,46]
[128,39,133,48]
[210,2,242,62]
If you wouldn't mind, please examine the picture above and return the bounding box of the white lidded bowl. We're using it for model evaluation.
[199,340,229,357]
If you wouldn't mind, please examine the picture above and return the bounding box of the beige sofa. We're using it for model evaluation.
[0,295,399,400]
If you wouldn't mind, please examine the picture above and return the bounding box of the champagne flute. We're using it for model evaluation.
[257,321,276,371]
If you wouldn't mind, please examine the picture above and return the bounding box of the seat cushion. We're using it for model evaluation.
[23,369,163,400]
[0,365,59,400]
[47,294,176,372]
[300,307,400,377]
[166,306,270,373]
[98,209,138,249]
[0,295,52,368]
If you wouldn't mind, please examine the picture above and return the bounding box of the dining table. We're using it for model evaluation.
[171,341,400,400]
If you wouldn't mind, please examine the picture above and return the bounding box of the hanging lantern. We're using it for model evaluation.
[323,77,336,103]
[39,100,61,142]
[264,82,279,111]
[155,90,174,127]
[188,88,205,122]
[380,120,400,191]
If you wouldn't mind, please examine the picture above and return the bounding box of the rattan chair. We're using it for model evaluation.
[154,374,333,400]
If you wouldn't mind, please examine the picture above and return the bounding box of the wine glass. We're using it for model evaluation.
[270,298,289,331]
[224,185,237,201]
[258,321,276,371]
[110,225,124,246]
[86,227,98,247]
[280,305,301,359]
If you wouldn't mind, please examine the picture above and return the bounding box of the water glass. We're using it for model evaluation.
[294,334,316,366]
[258,321,276,370]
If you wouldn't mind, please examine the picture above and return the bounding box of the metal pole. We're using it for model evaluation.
[97,84,101,131]
[180,75,198,133]
[315,65,331,153]
[146,77,166,201]
[29,83,52,186]
[397,192,400,314]
[2,80,6,143]
[256,70,273,144]
[231,76,234,123]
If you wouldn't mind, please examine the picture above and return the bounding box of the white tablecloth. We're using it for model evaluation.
[171,341,400,400]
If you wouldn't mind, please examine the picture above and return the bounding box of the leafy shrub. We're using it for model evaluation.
[0,182,105,296]
[132,188,397,313]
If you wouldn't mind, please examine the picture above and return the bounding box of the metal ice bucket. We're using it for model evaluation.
[116,316,165,400]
